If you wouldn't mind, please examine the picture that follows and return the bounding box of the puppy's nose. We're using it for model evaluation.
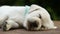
[30,22,38,28]
[27,21,38,30]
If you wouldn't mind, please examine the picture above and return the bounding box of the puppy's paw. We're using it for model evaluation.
[1,22,11,31]
[1,22,7,31]
[50,26,57,29]
[45,26,57,30]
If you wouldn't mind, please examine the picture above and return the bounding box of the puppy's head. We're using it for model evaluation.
[24,17,41,31]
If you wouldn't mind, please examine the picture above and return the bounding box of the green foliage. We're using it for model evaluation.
[46,6,57,20]
[14,0,25,6]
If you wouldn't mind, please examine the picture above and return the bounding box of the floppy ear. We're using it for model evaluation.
[29,4,41,13]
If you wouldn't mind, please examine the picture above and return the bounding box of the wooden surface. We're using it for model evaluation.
[0,21,60,34]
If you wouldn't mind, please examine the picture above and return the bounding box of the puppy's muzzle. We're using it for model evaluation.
[27,21,38,31]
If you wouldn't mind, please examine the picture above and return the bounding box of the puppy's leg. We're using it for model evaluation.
[0,16,8,27]
[2,19,19,31]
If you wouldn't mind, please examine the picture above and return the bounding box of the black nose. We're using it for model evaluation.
[27,21,38,30]
[30,22,38,28]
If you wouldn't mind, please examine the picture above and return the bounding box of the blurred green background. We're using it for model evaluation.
[0,0,60,20]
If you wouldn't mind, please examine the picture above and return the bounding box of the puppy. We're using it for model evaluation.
[0,4,57,31]
[23,4,57,31]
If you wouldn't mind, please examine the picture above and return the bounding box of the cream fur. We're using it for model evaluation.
[0,4,57,31]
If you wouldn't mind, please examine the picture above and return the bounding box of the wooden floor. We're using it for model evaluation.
[0,21,60,34]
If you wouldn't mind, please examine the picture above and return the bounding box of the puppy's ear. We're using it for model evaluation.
[29,4,40,12]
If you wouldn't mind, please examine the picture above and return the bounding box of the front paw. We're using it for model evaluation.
[1,22,11,31]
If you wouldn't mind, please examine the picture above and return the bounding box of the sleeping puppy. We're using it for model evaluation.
[0,4,57,31]
[23,4,57,31]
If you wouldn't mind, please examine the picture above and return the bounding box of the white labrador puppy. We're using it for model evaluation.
[0,4,57,31]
